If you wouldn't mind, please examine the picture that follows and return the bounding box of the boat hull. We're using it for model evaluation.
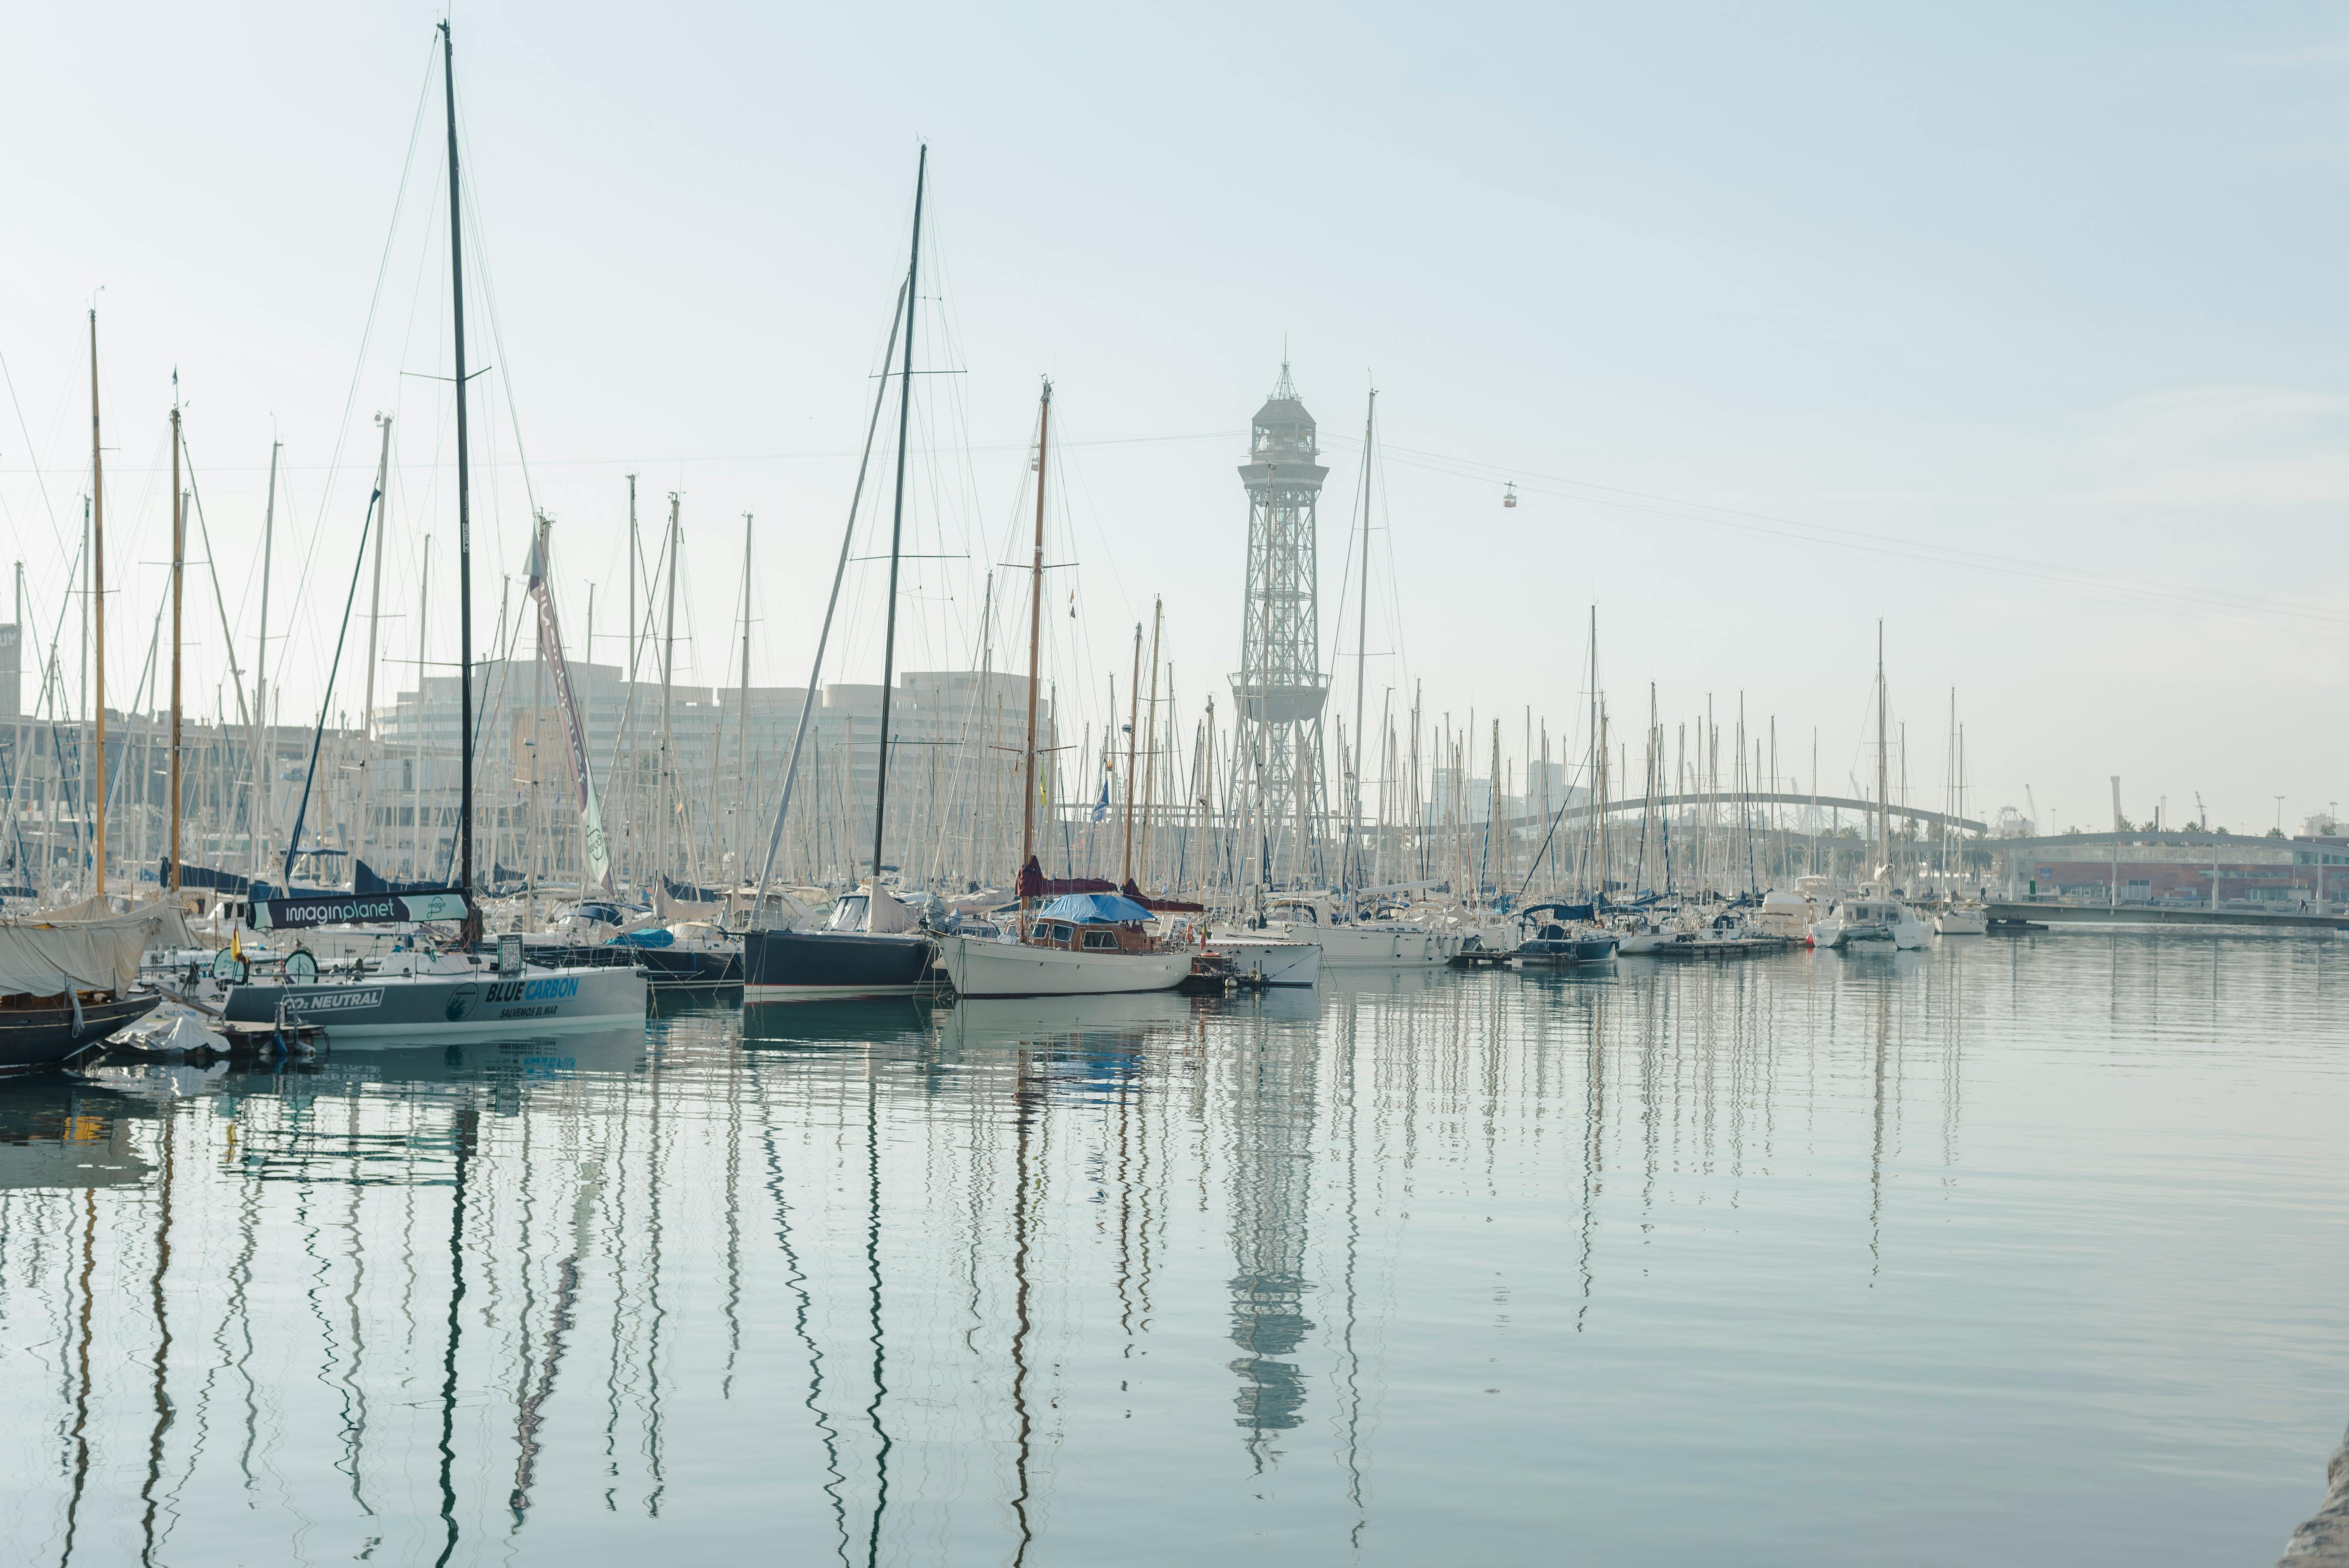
[0,994,164,1075]
[1203,939,1321,986]
[221,966,645,1043]
[1513,936,1619,964]
[523,940,744,987]
[939,936,1191,999]
[742,929,935,1001]
[1225,922,1454,968]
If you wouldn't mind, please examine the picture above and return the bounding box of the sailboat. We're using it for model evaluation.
[741,149,937,1001]
[937,382,1191,1000]
[1809,626,1928,951]
[218,22,643,1041]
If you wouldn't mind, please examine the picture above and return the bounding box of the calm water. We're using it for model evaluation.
[2,933,2344,1566]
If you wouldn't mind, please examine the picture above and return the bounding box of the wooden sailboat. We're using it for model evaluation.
[937,382,1191,999]
[217,20,643,1041]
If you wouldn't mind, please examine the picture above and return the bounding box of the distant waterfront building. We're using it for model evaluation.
[1996,831,2349,907]
[376,661,1055,888]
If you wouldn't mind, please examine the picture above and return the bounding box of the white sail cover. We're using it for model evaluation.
[864,885,920,933]
[0,899,188,996]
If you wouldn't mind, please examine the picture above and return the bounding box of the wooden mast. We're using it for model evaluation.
[440,20,477,905]
[869,144,926,888]
[88,309,107,903]
[1016,380,1052,934]
[169,399,183,893]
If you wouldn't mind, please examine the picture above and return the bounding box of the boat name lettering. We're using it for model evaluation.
[483,977,579,1005]
[290,988,384,1012]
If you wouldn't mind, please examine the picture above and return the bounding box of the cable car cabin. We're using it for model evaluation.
[1503,483,1518,508]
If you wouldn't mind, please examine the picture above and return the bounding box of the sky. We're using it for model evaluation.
[6,1,2349,838]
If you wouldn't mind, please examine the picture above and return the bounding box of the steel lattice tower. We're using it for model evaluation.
[1230,363,1330,887]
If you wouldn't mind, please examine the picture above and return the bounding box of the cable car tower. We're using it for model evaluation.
[1230,362,1331,887]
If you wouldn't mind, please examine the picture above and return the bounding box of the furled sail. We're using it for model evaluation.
[526,518,615,892]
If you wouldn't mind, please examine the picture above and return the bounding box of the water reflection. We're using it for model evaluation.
[0,937,2342,1566]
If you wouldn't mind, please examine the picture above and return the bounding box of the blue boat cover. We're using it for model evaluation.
[1035,892,1157,924]
[611,927,676,948]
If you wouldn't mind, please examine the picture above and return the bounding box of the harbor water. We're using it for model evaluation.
[2,932,2344,1565]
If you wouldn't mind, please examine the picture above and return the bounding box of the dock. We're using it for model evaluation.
[1985,902,2349,931]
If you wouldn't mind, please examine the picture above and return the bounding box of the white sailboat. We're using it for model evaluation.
[937,382,1191,1000]
[218,22,644,1043]
[1229,893,1456,968]
[1808,629,1927,951]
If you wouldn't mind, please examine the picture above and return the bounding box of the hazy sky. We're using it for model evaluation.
[7,2,2349,837]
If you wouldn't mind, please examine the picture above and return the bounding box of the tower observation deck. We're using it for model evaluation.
[1229,363,1330,886]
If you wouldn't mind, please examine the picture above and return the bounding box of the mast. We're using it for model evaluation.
[440,20,476,900]
[252,438,278,874]
[738,512,752,883]
[1119,620,1142,885]
[1016,380,1052,933]
[748,273,909,921]
[414,537,432,876]
[169,399,183,892]
[869,144,926,886]
[660,493,679,876]
[1350,387,1374,891]
[357,414,392,875]
[625,473,637,884]
[1875,620,1889,876]
[88,308,107,901]
[1138,601,1163,890]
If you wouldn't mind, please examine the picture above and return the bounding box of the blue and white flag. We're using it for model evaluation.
[1091,779,1111,822]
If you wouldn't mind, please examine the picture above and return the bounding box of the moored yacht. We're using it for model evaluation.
[939,892,1192,999]
[220,937,645,1042]
[1220,894,1456,968]
[742,884,935,1001]
[1511,903,1619,965]
[1810,874,1929,950]
[935,384,1192,1002]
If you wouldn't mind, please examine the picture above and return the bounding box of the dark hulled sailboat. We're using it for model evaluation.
[743,149,936,1002]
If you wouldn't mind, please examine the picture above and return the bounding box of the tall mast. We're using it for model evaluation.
[253,437,278,874]
[747,277,909,920]
[738,512,752,883]
[625,473,637,884]
[440,20,476,899]
[357,414,392,874]
[88,308,107,901]
[1350,387,1375,890]
[1875,620,1889,875]
[414,536,432,876]
[169,398,184,892]
[1120,620,1142,885]
[869,143,926,886]
[1017,380,1052,931]
[660,493,679,876]
[1138,601,1163,889]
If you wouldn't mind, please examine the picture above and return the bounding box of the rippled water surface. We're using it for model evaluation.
[3,932,2345,1566]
